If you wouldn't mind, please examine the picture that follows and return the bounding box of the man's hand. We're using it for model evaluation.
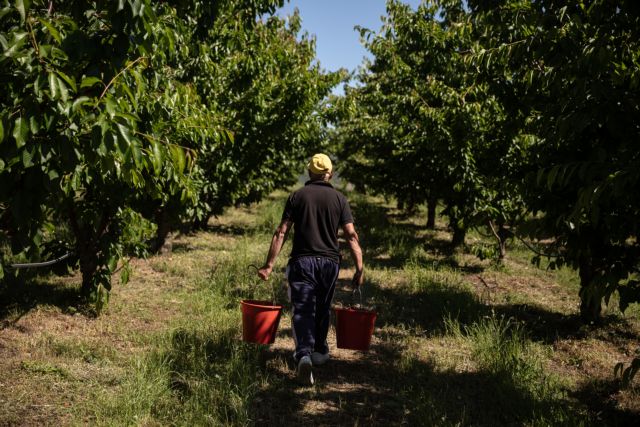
[257,265,272,281]
[351,269,364,289]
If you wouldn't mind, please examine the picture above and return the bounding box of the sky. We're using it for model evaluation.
[276,0,422,74]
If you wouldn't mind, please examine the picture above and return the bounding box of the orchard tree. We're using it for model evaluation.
[187,6,342,226]
[1,0,341,309]
[332,0,527,255]
[0,0,210,303]
[469,0,640,320]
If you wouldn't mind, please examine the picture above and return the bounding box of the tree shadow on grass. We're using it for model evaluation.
[572,378,640,426]
[253,335,585,426]
[0,278,88,328]
[204,223,248,236]
[490,303,640,347]
[351,199,487,276]
[348,278,487,336]
[331,265,489,337]
[350,200,427,270]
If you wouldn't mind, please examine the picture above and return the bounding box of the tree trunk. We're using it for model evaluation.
[426,196,437,229]
[69,203,110,297]
[578,255,602,323]
[451,223,466,248]
[79,246,98,296]
[151,207,172,253]
[192,214,210,231]
[497,223,510,260]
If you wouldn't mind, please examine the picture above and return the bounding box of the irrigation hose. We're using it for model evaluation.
[8,252,74,269]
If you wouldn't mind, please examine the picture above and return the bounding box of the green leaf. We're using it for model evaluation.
[151,140,163,175]
[225,129,235,144]
[28,116,39,134]
[56,71,77,93]
[121,83,137,109]
[22,147,34,167]
[0,7,12,21]
[0,120,4,144]
[618,281,640,313]
[71,96,92,113]
[15,0,30,23]
[80,76,102,89]
[57,76,69,102]
[170,145,186,174]
[3,32,28,58]
[38,18,61,44]
[94,283,109,315]
[48,72,58,99]
[116,123,133,147]
[120,263,130,284]
[547,165,560,190]
[131,141,142,168]
[107,256,117,273]
[73,171,82,191]
[130,0,143,17]
[13,116,28,147]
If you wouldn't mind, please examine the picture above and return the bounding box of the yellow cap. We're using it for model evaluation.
[307,153,333,174]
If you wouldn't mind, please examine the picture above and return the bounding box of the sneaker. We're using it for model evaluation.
[296,355,314,385]
[311,351,330,366]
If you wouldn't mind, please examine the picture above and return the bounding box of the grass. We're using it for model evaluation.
[0,190,639,426]
[445,313,577,425]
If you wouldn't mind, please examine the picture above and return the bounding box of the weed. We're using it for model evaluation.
[21,360,70,378]
[445,314,584,425]
[40,334,114,363]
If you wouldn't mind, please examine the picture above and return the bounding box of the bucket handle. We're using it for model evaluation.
[351,286,363,309]
[248,264,277,304]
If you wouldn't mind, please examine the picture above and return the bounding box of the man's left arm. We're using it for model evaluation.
[258,219,291,281]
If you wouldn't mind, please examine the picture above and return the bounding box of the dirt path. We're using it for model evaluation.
[252,268,410,425]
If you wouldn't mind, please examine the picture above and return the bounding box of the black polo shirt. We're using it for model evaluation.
[282,180,354,263]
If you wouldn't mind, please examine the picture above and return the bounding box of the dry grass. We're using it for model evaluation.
[0,191,639,426]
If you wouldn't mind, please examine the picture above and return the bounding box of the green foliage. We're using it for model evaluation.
[0,0,191,297]
[1,0,337,308]
[331,0,528,253]
[190,6,343,218]
[332,0,640,320]
[467,0,640,320]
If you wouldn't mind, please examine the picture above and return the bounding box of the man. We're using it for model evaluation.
[257,153,364,385]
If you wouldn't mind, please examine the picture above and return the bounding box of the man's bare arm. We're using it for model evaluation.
[342,222,364,288]
[258,219,291,281]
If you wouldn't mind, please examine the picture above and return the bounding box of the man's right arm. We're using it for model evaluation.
[342,222,364,288]
[258,219,291,281]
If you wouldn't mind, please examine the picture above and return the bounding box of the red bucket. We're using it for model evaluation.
[334,307,377,351]
[241,300,283,344]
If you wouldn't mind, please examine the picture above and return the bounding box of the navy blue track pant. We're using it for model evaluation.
[287,256,339,361]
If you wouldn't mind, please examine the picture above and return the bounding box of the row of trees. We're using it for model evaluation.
[331,0,640,322]
[0,0,339,306]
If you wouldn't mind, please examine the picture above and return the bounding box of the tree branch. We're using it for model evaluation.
[99,56,147,101]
